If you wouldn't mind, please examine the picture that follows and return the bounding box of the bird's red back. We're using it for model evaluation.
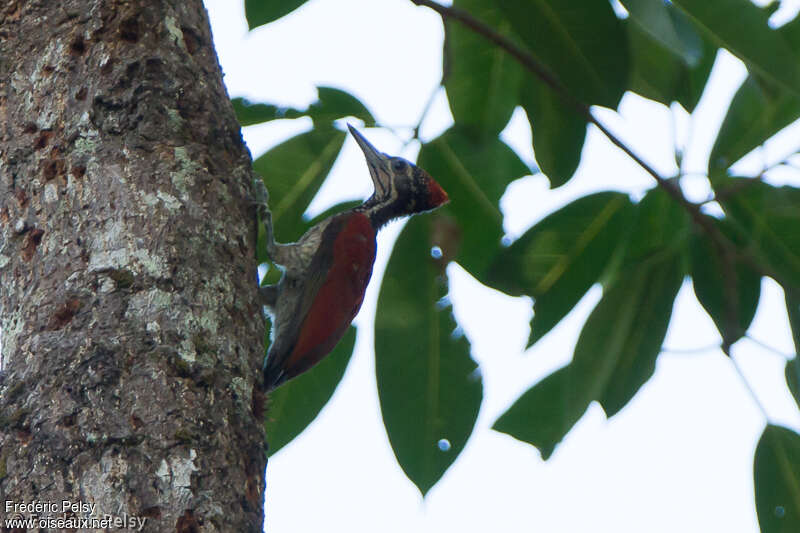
[281,211,376,380]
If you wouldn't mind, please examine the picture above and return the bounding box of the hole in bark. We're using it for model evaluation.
[34,131,51,150]
[16,429,32,445]
[144,57,163,73]
[22,228,44,262]
[22,122,37,134]
[181,26,199,54]
[252,387,264,420]
[71,164,86,179]
[141,506,161,519]
[49,298,82,330]
[14,188,27,207]
[119,15,140,43]
[69,35,86,55]
[123,61,140,87]
[175,509,200,533]
[42,158,65,181]
[75,87,87,101]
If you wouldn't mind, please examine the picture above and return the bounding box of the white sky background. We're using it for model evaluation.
[203,1,800,531]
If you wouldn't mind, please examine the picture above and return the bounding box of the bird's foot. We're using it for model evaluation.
[253,178,270,217]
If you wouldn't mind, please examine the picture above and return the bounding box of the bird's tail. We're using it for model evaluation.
[262,350,286,391]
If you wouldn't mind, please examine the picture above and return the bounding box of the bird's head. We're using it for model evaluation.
[348,125,448,228]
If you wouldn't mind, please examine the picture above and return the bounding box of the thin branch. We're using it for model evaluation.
[699,175,764,206]
[409,0,714,230]
[411,0,795,424]
[410,0,799,301]
[661,343,723,355]
[669,104,683,174]
[744,334,796,359]
[729,354,771,422]
[662,342,771,420]
[412,0,569,106]
[410,85,442,145]
[664,327,796,360]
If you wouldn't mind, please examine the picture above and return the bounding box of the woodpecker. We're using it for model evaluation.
[257,125,449,390]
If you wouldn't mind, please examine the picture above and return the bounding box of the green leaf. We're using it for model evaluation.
[264,327,356,455]
[486,192,635,346]
[709,75,800,174]
[671,0,800,96]
[786,359,800,410]
[690,217,761,348]
[720,182,800,289]
[493,365,588,460]
[787,290,800,356]
[626,11,716,112]
[417,126,532,278]
[497,0,628,108]
[568,187,689,418]
[445,0,524,138]
[307,87,376,127]
[245,0,309,29]
[754,425,800,533]
[624,186,691,266]
[786,291,800,409]
[253,127,345,243]
[305,200,364,227]
[495,249,684,456]
[496,187,689,452]
[627,19,686,108]
[621,0,702,65]
[709,7,800,167]
[375,216,482,496]
[520,77,586,187]
[232,87,376,128]
[678,25,717,113]
[231,97,304,127]
[575,250,684,418]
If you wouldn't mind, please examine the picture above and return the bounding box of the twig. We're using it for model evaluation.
[410,0,798,297]
[409,85,442,146]
[661,343,722,355]
[745,334,796,359]
[411,0,798,422]
[699,175,764,205]
[729,354,771,422]
[409,0,714,229]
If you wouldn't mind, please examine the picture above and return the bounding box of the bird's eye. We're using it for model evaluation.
[392,159,407,172]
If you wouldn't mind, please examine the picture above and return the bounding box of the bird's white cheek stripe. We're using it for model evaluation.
[369,162,389,196]
[381,169,396,200]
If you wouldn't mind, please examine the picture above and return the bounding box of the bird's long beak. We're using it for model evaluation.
[348,125,391,197]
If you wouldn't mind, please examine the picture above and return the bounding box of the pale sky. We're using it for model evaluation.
[203,1,800,531]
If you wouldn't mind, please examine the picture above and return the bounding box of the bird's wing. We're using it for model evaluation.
[263,214,348,387]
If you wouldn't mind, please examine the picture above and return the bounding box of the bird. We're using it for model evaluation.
[257,125,449,391]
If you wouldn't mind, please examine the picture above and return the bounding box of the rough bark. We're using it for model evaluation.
[0,1,266,531]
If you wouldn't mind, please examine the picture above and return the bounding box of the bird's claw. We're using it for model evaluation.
[252,177,279,261]
[253,178,270,212]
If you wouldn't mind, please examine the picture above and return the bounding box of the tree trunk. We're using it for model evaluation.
[0,1,266,530]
